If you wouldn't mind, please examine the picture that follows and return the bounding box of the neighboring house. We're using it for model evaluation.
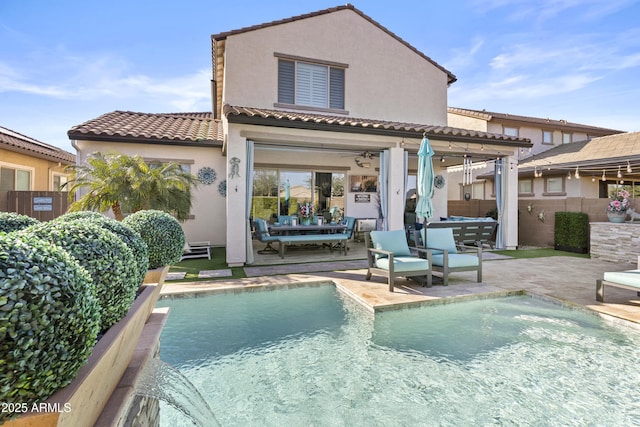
[447,108,623,202]
[0,126,75,192]
[518,131,640,200]
[69,5,531,266]
[0,126,75,216]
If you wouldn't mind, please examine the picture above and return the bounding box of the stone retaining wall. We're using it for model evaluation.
[590,222,640,264]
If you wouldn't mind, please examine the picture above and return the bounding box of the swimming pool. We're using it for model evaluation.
[156,285,640,426]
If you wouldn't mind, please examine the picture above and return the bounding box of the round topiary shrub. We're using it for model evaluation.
[0,212,39,234]
[18,221,138,331]
[0,234,100,417]
[123,210,185,270]
[55,212,149,287]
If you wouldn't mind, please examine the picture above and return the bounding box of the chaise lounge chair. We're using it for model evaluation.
[596,256,640,302]
[364,229,432,292]
[180,241,211,261]
[415,227,482,286]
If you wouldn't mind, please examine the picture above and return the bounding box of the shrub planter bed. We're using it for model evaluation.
[2,283,163,427]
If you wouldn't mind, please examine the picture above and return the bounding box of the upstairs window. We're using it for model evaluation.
[503,126,519,137]
[542,130,553,144]
[277,55,346,111]
[562,132,572,144]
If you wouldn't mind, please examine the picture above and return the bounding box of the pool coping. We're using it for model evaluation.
[159,273,640,335]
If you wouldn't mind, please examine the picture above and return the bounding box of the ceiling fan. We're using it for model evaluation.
[353,151,377,168]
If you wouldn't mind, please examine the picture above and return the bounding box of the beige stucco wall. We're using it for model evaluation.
[0,148,69,191]
[486,122,594,157]
[447,113,488,132]
[74,141,227,246]
[221,8,449,126]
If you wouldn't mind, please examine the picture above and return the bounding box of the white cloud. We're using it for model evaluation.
[0,50,211,112]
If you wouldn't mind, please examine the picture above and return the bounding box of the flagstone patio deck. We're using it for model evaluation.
[161,253,640,325]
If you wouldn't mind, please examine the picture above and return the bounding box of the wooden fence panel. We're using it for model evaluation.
[5,191,70,222]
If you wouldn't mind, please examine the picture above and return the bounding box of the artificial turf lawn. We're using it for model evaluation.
[492,248,590,259]
[168,246,246,281]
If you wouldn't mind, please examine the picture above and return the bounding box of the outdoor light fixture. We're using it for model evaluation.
[617,166,622,179]
[567,171,571,180]
[592,176,595,182]
[628,161,632,173]
[602,170,606,181]
[574,166,580,179]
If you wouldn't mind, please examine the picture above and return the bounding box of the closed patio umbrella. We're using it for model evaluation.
[416,136,435,223]
[284,178,290,213]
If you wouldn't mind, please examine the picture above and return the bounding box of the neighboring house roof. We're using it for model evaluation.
[448,107,624,135]
[224,105,532,147]
[0,126,75,164]
[518,131,640,175]
[211,4,456,85]
[68,111,223,146]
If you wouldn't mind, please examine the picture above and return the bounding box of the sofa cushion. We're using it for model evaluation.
[603,270,640,288]
[370,230,411,258]
[432,253,479,268]
[375,256,430,273]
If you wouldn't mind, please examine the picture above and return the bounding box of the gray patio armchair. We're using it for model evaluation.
[364,230,432,292]
[415,227,482,286]
[253,218,279,254]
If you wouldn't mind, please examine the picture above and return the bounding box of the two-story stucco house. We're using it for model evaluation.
[69,5,531,266]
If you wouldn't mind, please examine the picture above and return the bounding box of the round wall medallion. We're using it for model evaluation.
[197,167,217,185]
[218,179,227,197]
[434,174,445,189]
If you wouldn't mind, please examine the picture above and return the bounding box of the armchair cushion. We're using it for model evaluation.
[370,230,412,258]
[375,256,430,273]
[432,253,479,268]
[422,228,457,254]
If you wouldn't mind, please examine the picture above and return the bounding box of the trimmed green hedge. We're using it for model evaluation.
[19,221,138,331]
[0,234,100,417]
[123,210,185,269]
[0,212,39,234]
[554,211,589,253]
[55,212,149,287]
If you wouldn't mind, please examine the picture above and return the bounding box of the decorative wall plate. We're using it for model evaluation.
[197,167,217,185]
[434,174,445,189]
[218,179,227,197]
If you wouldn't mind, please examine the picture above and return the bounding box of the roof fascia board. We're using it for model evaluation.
[226,114,531,148]
[69,134,223,148]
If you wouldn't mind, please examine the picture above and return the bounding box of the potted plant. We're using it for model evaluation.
[606,189,631,223]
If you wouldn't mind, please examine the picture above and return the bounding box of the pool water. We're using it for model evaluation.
[156,286,640,426]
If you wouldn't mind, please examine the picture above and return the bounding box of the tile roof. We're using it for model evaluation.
[519,131,640,169]
[448,107,624,134]
[68,111,223,146]
[224,105,532,147]
[211,4,457,85]
[0,126,75,164]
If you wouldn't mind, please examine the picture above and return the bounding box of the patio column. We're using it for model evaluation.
[225,128,249,267]
[504,155,519,249]
[387,146,406,230]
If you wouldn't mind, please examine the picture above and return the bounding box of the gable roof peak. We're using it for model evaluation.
[211,4,456,84]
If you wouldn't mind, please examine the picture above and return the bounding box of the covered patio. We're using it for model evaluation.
[223,106,532,266]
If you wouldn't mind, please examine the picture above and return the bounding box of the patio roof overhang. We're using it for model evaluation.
[224,105,532,151]
[518,155,640,181]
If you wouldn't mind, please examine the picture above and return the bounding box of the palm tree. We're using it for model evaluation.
[65,153,197,221]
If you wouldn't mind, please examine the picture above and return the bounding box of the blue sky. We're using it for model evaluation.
[1,0,639,152]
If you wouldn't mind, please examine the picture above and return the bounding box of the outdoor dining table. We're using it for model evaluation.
[269,223,348,235]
